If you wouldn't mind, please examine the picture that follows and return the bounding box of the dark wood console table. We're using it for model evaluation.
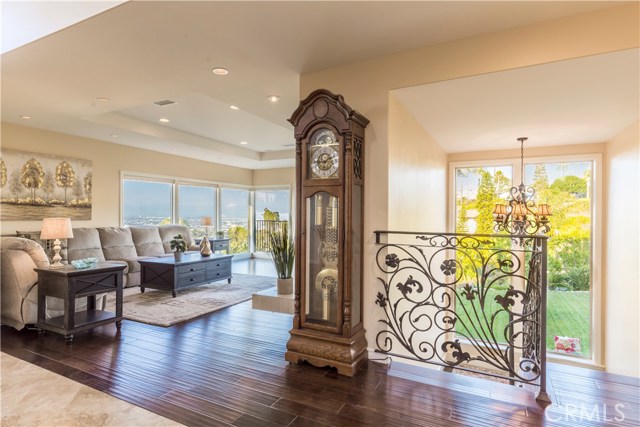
[139,253,233,297]
[34,262,126,343]
[195,237,230,254]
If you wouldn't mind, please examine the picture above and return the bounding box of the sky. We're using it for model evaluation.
[123,181,289,219]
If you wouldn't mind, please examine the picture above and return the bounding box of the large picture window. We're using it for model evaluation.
[121,173,289,258]
[452,155,601,362]
[178,184,216,239]
[220,187,250,254]
[122,179,173,226]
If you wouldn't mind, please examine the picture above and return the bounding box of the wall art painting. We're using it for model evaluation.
[0,149,92,220]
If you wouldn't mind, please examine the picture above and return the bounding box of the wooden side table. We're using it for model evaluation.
[34,262,126,343]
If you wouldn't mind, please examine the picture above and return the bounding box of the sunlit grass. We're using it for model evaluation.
[456,289,590,357]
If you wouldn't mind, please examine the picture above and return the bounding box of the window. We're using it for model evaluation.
[178,184,216,239]
[122,179,172,226]
[121,173,290,258]
[451,155,601,362]
[254,188,291,252]
[524,160,594,358]
[220,187,250,254]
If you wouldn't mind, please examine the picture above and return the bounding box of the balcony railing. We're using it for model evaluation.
[255,220,289,252]
[374,230,550,402]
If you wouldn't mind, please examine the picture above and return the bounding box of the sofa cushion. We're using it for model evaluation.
[110,256,158,275]
[129,226,165,256]
[158,225,196,253]
[67,228,106,261]
[98,227,137,260]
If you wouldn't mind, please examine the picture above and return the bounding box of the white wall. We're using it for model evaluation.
[604,120,640,377]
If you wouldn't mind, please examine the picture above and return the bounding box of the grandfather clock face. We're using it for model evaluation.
[308,128,339,179]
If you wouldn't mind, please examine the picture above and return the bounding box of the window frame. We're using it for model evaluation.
[448,153,603,368]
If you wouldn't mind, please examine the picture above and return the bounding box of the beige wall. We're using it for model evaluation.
[604,120,639,377]
[388,94,447,231]
[300,3,639,363]
[0,123,252,235]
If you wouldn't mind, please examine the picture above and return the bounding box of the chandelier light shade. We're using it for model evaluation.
[40,217,74,268]
[493,137,552,236]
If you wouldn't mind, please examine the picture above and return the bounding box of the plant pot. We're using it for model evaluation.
[277,277,293,295]
[174,251,183,262]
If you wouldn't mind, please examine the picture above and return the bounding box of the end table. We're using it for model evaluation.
[34,262,126,343]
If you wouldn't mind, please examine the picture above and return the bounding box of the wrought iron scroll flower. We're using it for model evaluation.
[461,283,477,301]
[396,275,423,297]
[375,292,387,308]
[385,253,400,268]
[440,259,457,276]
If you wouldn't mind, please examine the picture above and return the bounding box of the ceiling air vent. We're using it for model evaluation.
[154,99,175,106]
[282,143,295,147]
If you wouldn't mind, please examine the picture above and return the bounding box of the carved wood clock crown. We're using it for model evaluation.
[285,89,369,377]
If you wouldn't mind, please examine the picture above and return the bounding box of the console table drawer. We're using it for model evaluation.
[177,263,206,275]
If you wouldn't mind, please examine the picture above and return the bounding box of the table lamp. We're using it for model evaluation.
[40,217,74,268]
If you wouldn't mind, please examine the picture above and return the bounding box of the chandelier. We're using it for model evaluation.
[493,137,552,236]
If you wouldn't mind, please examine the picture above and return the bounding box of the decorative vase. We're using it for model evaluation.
[277,277,293,295]
[174,251,183,262]
[199,237,212,257]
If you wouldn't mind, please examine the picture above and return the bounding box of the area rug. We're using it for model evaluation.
[104,273,276,327]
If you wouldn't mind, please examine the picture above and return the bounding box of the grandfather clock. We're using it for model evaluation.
[285,89,369,376]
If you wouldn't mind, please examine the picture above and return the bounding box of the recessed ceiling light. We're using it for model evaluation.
[20,115,31,119]
[267,95,280,103]
[159,118,170,123]
[212,67,229,75]
[230,105,239,110]
[96,97,111,102]
[240,141,248,145]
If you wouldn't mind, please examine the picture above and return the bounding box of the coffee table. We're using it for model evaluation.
[139,253,233,297]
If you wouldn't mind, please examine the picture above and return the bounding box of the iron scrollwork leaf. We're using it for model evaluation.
[396,275,424,297]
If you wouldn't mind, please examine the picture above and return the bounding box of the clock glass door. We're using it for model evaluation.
[305,192,340,327]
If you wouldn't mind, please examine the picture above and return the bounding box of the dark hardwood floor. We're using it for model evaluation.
[2,301,638,426]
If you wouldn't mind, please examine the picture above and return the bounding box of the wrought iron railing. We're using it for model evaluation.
[374,230,550,402]
[255,220,289,252]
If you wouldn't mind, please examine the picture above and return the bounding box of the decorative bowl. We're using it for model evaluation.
[71,257,100,269]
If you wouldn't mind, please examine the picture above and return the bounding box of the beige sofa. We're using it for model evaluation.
[0,225,198,330]
[66,225,199,288]
[0,237,107,330]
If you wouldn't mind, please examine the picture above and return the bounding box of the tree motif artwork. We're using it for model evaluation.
[20,158,45,203]
[55,161,76,205]
[0,149,92,220]
[0,159,7,188]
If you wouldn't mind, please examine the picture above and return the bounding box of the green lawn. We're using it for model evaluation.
[456,289,590,357]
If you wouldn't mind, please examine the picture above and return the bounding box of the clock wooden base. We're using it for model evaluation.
[285,327,368,377]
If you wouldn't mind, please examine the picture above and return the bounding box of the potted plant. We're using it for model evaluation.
[268,227,295,295]
[170,234,187,262]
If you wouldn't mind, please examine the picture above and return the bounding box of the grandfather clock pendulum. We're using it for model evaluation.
[285,89,369,376]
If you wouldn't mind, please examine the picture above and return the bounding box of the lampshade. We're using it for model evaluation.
[512,203,527,217]
[493,204,507,216]
[201,216,213,226]
[537,204,552,217]
[40,218,74,240]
